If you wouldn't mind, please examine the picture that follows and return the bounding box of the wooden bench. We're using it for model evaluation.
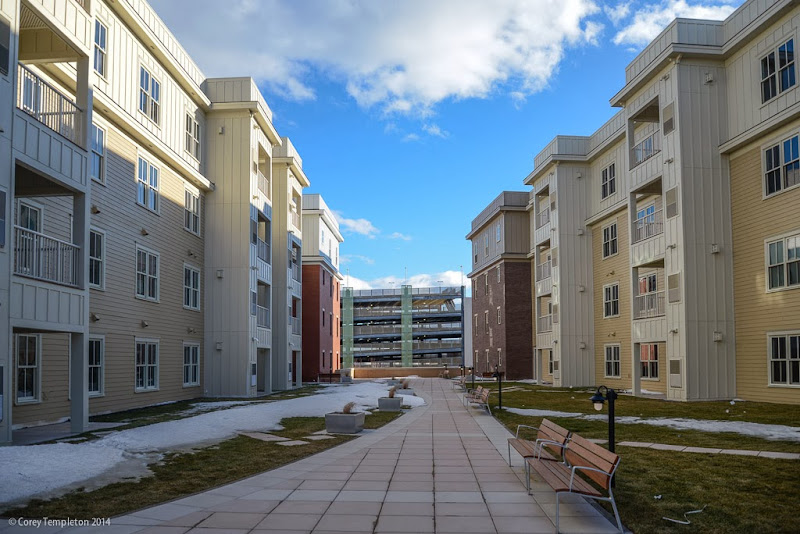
[452,375,467,390]
[507,419,570,493]
[465,388,491,414]
[462,385,483,406]
[527,433,623,533]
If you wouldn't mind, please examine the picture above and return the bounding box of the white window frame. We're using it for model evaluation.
[183,263,200,311]
[640,343,659,380]
[484,272,488,293]
[183,343,200,387]
[15,333,41,403]
[89,228,105,290]
[185,112,201,160]
[496,222,501,242]
[135,338,159,392]
[764,134,800,197]
[94,19,107,79]
[90,123,106,184]
[766,232,800,292]
[136,156,160,213]
[603,283,620,318]
[184,188,201,236]
[638,272,658,295]
[136,246,159,301]
[138,65,160,124]
[604,344,621,378]
[88,336,104,397]
[497,306,501,325]
[601,163,616,199]
[768,331,800,387]
[761,37,796,104]
[602,222,618,258]
[484,310,489,334]
[496,265,501,283]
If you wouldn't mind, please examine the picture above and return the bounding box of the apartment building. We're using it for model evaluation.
[0,0,311,443]
[466,192,533,380]
[506,0,799,403]
[301,193,343,382]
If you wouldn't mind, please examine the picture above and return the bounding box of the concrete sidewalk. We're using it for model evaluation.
[36,378,624,534]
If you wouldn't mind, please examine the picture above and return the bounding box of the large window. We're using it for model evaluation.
[94,20,107,78]
[641,344,659,379]
[137,157,159,212]
[90,124,105,183]
[135,339,158,391]
[769,333,800,386]
[89,230,104,289]
[761,38,795,103]
[184,189,200,235]
[604,283,620,318]
[765,135,800,196]
[603,223,618,258]
[496,222,501,242]
[605,345,620,378]
[16,334,39,402]
[767,234,800,290]
[601,163,616,199]
[185,113,200,160]
[183,264,200,310]
[183,344,200,387]
[88,337,104,396]
[136,247,159,301]
[139,66,160,123]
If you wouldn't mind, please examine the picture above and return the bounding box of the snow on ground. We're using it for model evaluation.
[179,400,259,415]
[505,408,800,441]
[0,381,424,505]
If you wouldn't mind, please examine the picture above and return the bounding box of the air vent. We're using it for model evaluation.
[665,186,679,218]
[663,102,675,135]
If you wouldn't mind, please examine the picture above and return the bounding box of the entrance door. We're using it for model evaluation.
[257,349,271,394]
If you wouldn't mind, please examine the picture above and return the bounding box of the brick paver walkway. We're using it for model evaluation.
[58,379,624,533]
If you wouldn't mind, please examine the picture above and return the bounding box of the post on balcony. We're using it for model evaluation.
[70,332,88,432]
[76,57,91,150]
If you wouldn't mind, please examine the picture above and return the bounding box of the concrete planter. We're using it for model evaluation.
[395,388,415,396]
[378,397,403,411]
[325,412,365,434]
[340,368,353,383]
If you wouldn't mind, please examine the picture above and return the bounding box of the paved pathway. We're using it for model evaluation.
[8,379,623,534]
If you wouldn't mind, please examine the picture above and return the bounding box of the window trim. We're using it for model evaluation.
[640,343,660,381]
[604,344,621,378]
[763,133,800,198]
[94,19,108,79]
[15,333,41,404]
[89,227,105,290]
[497,306,501,325]
[134,338,159,392]
[496,222,501,242]
[765,230,800,292]
[767,330,800,388]
[88,335,105,397]
[183,342,201,387]
[184,187,201,236]
[90,123,106,184]
[185,112,201,161]
[601,162,616,200]
[183,262,201,311]
[135,245,160,302]
[760,37,796,104]
[603,282,620,318]
[602,221,618,259]
[136,155,160,213]
[138,65,161,125]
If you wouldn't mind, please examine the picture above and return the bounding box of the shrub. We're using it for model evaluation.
[402,379,410,389]
[388,386,397,398]
[342,401,357,414]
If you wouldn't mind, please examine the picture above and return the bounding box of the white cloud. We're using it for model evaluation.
[604,2,631,25]
[389,232,412,241]
[402,133,421,143]
[612,1,739,47]
[422,124,449,138]
[332,211,380,238]
[342,270,465,290]
[340,254,375,266]
[149,0,602,113]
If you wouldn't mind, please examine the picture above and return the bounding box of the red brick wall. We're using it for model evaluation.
[302,264,340,382]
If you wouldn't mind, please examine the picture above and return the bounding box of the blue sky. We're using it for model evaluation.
[149,0,743,290]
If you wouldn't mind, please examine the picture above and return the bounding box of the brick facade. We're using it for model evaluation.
[301,264,341,382]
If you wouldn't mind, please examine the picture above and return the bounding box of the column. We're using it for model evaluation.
[401,285,412,367]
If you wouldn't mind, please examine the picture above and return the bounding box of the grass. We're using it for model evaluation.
[5,410,402,520]
[483,382,800,534]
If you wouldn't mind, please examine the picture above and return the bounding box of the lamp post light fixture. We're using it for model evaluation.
[590,385,619,487]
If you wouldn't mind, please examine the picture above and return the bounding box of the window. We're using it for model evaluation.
[139,66,160,123]
[472,279,477,294]
[601,163,616,199]
[603,223,618,258]
[94,20,107,77]
[484,273,488,294]
[184,189,200,235]
[88,337,104,396]
[668,273,681,303]
[604,283,620,318]
[135,340,158,391]
[761,38,795,103]
[641,344,659,379]
[665,187,679,218]
[183,344,200,387]
[183,264,200,310]
[484,311,489,334]
[136,247,159,301]
[137,157,159,212]
[767,234,800,289]
[473,243,478,264]
[322,309,325,327]
[769,333,800,386]
[330,313,333,336]
[90,124,105,183]
[185,113,200,160]
[497,307,501,324]
[765,135,800,196]
[662,103,675,135]
[496,265,501,283]
[638,273,657,294]
[605,345,620,378]
[89,230,104,289]
[496,222,501,242]
[0,17,9,76]
[474,314,478,332]
[548,352,554,375]
[16,334,39,402]
[251,291,257,316]
[484,234,489,257]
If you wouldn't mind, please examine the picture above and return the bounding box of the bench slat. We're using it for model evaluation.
[528,458,601,497]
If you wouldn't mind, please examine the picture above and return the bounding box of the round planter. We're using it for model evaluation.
[378,397,403,411]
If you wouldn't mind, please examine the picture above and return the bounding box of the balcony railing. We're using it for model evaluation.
[634,291,665,319]
[290,316,302,335]
[536,260,552,281]
[257,238,270,263]
[14,226,80,287]
[632,209,664,244]
[257,170,271,200]
[537,315,553,333]
[256,305,270,328]
[291,211,301,229]
[17,64,83,147]
[291,263,300,282]
[631,130,661,168]
[536,207,551,229]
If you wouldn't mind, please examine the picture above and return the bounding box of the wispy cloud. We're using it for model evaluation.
[343,270,465,290]
[604,2,631,25]
[402,133,420,143]
[422,123,449,139]
[389,232,412,241]
[333,211,380,238]
[340,254,375,266]
[611,1,739,47]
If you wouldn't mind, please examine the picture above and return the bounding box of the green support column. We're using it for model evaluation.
[342,287,354,369]
[401,285,413,367]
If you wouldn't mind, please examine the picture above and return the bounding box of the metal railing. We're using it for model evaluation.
[632,209,664,243]
[536,207,551,229]
[290,316,302,335]
[537,315,553,333]
[536,260,552,281]
[634,290,665,319]
[14,226,80,287]
[631,130,661,168]
[257,238,270,263]
[257,170,270,199]
[291,211,301,229]
[256,305,270,328]
[17,64,83,146]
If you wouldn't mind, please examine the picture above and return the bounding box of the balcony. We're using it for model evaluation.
[291,211,301,230]
[291,263,300,282]
[290,316,302,335]
[257,238,270,263]
[536,260,552,281]
[631,131,661,169]
[634,291,665,319]
[17,64,83,147]
[632,209,664,244]
[14,226,79,287]
[537,315,553,333]
[256,305,270,328]
[536,207,551,229]
[257,170,271,199]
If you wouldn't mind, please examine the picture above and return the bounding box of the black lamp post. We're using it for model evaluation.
[493,364,502,410]
[470,366,475,389]
[590,385,618,487]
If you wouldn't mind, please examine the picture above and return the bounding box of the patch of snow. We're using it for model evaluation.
[517,379,539,384]
[181,400,259,415]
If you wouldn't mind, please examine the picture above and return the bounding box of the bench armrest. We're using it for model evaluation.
[534,439,566,458]
[515,424,540,438]
[568,465,614,491]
